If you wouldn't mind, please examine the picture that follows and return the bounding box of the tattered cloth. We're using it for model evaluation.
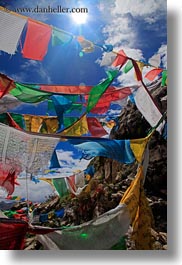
[0,218,28,250]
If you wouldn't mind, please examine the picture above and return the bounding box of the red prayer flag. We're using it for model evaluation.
[87,117,108,137]
[22,19,52,60]
[0,74,15,98]
[112,49,128,67]
[0,169,18,195]
[144,68,163,81]
[0,218,28,250]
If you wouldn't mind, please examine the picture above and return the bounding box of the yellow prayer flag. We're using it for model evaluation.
[24,115,43,132]
[120,166,143,222]
[130,134,151,163]
[60,114,89,136]
[132,186,154,250]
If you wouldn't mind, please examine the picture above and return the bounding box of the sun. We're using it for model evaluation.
[71,13,88,24]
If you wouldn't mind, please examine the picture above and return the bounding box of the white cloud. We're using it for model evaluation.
[10,60,52,83]
[13,178,54,202]
[111,0,166,21]
[56,149,91,176]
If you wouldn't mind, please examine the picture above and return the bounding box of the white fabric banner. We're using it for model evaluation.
[0,10,27,54]
[0,123,59,175]
[133,84,162,128]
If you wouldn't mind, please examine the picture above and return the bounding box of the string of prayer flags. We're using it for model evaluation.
[86,70,119,113]
[144,68,163,81]
[112,49,128,68]
[67,137,135,164]
[0,9,27,55]
[0,74,15,99]
[22,18,52,60]
[52,27,73,47]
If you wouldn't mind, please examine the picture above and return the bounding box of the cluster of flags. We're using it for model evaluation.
[0,5,167,250]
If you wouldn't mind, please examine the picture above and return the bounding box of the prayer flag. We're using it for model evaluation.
[86,70,118,113]
[52,28,73,46]
[161,70,167,86]
[60,115,89,136]
[145,68,163,81]
[0,74,15,98]
[68,137,135,164]
[22,18,51,60]
[10,83,52,103]
[133,84,162,128]
[112,50,128,67]
[123,60,133,73]
[0,9,27,55]
[87,117,108,137]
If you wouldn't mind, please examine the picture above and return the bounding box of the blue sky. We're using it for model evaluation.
[0,0,167,202]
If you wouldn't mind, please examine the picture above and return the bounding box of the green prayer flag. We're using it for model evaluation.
[52,28,73,46]
[86,70,118,113]
[123,60,133,73]
[63,117,78,128]
[10,113,25,129]
[10,83,52,103]
[161,70,167,86]
[52,178,69,197]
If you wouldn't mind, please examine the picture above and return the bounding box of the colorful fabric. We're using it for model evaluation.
[112,50,128,68]
[0,9,27,55]
[145,68,163,81]
[86,70,118,113]
[52,178,69,197]
[68,137,135,164]
[130,134,151,163]
[22,18,52,60]
[123,60,133,73]
[40,85,92,94]
[121,166,153,249]
[52,27,73,46]
[133,84,163,129]
[77,36,94,53]
[87,117,107,137]
[0,113,22,130]
[10,83,52,103]
[0,123,59,175]
[132,59,143,81]
[161,70,167,86]
[85,86,132,114]
[0,95,22,113]
[0,218,28,250]
[0,74,15,99]
[0,168,18,195]
[60,115,89,136]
